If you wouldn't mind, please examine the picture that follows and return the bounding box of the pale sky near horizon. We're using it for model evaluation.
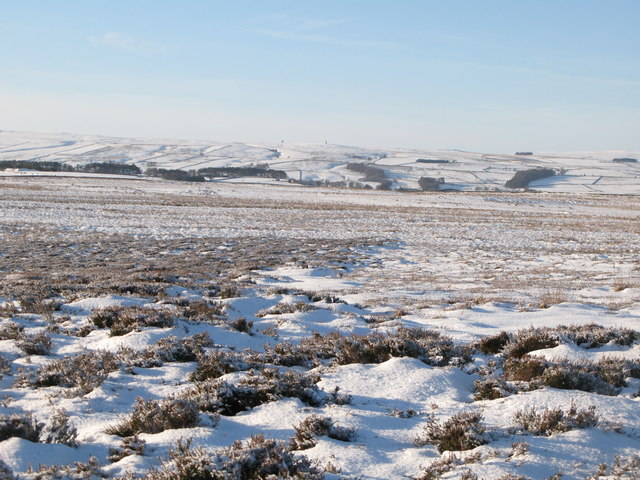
[1,0,639,152]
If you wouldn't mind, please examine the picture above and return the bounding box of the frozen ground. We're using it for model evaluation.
[0,169,639,479]
[1,130,639,194]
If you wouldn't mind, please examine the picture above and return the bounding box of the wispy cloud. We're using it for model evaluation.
[88,32,168,53]
[455,61,640,88]
[518,66,640,88]
[299,18,351,29]
[254,29,398,49]
[251,14,400,50]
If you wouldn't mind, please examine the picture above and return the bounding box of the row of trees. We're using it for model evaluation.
[144,166,290,183]
[418,177,444,191]
[0,160,73,172]
[0,160,287,183]
[345,162,387,183]
[417,159,449,164]
[504,168,556,189]
[197,166,287,180]
[145,168,205,182]
[0,160,141,176]
[81,162,141,175]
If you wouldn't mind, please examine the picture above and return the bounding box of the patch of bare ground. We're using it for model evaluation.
[0,232,378,305]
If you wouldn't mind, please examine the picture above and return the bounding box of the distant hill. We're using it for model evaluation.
[0,131,638,194]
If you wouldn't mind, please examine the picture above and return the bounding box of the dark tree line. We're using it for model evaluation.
[505,168,556,189]
[144,166,288,183]
[0,160,141,175]
[145,168,205,182]
[82,162,141,175]
[0,160,74,172]
[0,159,290,183]
[418,177,444,191]
[417,159,449,164]
[346,162,387,183]
[197,166,287,180]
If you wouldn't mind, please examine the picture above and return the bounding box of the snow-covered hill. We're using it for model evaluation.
[1,130,638,194]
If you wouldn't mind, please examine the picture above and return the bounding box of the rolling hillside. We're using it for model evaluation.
[1,131,638,194]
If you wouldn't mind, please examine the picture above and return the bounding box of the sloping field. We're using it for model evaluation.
[1,131,639,194]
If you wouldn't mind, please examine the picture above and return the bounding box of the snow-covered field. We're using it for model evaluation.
[1,130,639,194]
[0,137,639,479]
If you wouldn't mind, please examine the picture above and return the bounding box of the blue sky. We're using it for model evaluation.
[1,0,639,152]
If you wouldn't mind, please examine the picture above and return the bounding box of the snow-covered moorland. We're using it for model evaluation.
[0,165,639,478]
[1,130,639,194]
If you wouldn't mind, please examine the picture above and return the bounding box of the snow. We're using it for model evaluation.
[256,266,361,292]
[0,438,97,472]
[63,295,153,313]
[530,341,640,362]
[319,357,475,409]
[0,131,638,479]
[1,130,639,194]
